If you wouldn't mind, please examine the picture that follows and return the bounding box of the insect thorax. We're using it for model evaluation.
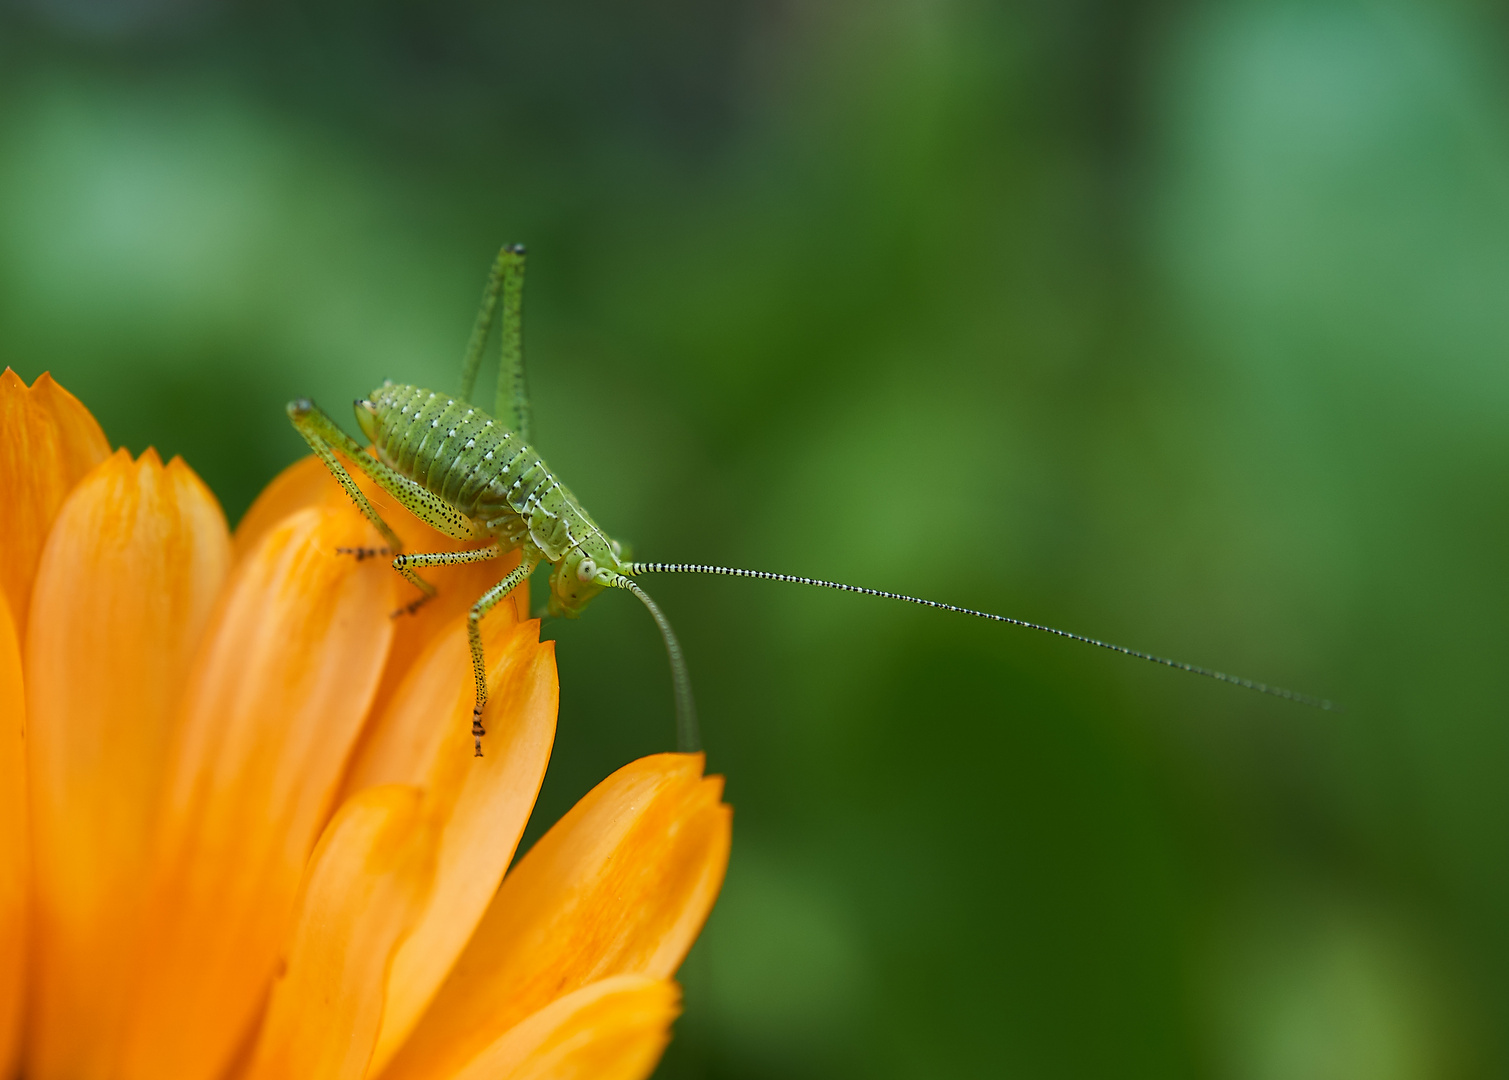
[363,383,621,615]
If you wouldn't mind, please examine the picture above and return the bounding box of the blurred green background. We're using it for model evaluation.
[3,0,1508,1076]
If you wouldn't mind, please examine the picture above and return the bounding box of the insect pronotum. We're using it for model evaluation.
[288,243,1336,757]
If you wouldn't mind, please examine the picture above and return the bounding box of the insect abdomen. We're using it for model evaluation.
[367,383,598,561]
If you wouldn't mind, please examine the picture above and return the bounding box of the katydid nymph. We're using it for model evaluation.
[288,243,1336,758]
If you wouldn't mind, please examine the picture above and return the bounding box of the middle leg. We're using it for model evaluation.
[467,556,537,756]
[389,542,504,616]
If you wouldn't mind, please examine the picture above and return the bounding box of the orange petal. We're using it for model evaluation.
[445,976,680,1080]
[383,753,730,1080]
[232,454,341,563]
[349,612,557,1075]
[0,595,26,1076]
[116,504,396,1080]
[24,449,231,1080]
[233,453,527,712]
[0,368,110,640]
[244,785,437,1080]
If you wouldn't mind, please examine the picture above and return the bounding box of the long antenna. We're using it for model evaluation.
[612,575,703,751]
[628,562,1338,712]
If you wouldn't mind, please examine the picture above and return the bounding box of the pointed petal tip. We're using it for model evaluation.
[112,499,398,1080]
[0,369,111,638]
[23,433,232,1080]
[704,773,732,815]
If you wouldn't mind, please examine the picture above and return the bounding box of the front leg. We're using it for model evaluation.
[287,399,404,555]
[289,398,490,612]
[289,399,484,542]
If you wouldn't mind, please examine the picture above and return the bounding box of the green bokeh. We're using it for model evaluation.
[3,0,1506,1076]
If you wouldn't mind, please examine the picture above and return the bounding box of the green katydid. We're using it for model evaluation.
[287,244,1336,758]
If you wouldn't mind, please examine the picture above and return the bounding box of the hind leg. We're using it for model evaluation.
[457,243,531,445]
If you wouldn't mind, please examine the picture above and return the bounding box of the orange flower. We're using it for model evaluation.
[0,368,731,1080]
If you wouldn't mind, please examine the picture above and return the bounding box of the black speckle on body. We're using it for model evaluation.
[367,384,617,567]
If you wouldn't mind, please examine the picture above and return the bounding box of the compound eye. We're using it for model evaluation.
[576,558,597,583]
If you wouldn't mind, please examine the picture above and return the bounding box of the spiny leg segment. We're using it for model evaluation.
[456,243,531,443]
[289,398,493,613]
[287,400,404,557]
[494,246,530,441]
[288,398,436,613]
[390,542,504,616]
[458,247,507,406]
[466,557,537,756]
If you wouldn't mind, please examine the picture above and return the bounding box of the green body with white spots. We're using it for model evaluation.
[288,244,1334,761]
[355,382,622,619]
[288,244,693,758]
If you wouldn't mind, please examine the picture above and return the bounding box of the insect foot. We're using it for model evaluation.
[335,545,392,561]
[390,595,433,619]
[472,708,487,758]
